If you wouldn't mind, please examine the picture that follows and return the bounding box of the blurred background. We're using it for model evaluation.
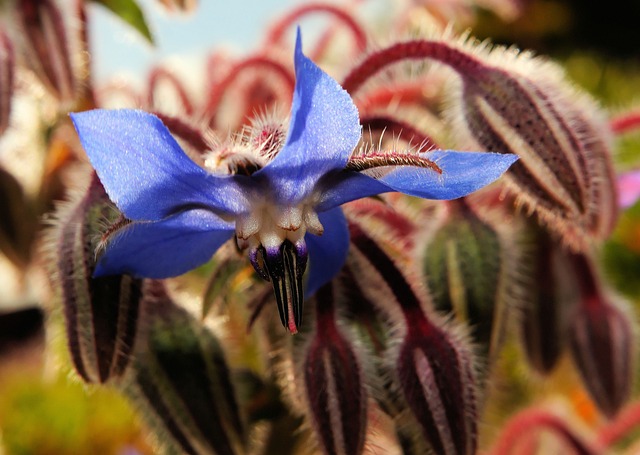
[0,0,639,453]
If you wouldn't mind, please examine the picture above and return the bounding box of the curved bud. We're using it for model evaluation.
[422,198,507,364]
[53,173,141,383]
[301,282,368,455]
[0,30,14,135]
[449,44,617,248]
[342,37,617,248]
[349,222,478,455]
[16,0,77,103]
[125,280,245,455]
[568,253,635,418]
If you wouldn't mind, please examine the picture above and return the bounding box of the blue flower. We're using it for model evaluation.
[71,29,517,333]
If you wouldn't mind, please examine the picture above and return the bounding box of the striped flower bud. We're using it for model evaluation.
[422,198,507,364]
[349,222,478,455]
[518,222,576,375]
[0,30,14,135]
[342,37,617,249]
[300,282,367,455]
[448,42,617,249]
[568,252,635,418]
[125,280,245,455]
[16,0,77,103]
[54,173,141,383]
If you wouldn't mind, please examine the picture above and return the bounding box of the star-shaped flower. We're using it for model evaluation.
[71,30,517,333]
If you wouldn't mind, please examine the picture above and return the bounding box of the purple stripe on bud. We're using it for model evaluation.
[303,282,367,455]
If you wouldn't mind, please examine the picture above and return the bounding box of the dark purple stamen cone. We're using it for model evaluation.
[125,280,246,455]
[303,282,367,455]
[568,253,635,419]
[55,173,141,383]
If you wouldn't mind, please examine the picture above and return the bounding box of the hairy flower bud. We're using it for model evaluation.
[448,42,617,249]
[423,198,507,363]
[342,37,617,249]
[124,280,245,455]
[16,0,77,103]
[349,222,478,455]
[0,30,14,135]
[300,282,367,455]
[53,173,141,383]
[568,253,635,418]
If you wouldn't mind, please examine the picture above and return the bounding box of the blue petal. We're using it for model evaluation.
[95,209,235,278]
[71,109,250,221]
[378,151,518,199]
[304,207,350,297]
[316,151,518,211]
[257,28,361,204]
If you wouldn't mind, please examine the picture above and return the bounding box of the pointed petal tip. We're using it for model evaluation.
[295,26,302,54]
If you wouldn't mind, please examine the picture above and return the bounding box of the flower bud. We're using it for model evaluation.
[517,222,576,374]
[422,198,507,363]
[16,0,77,103]
[568,253,635,418]
[449,43,617,249]
[0,30,14,135]
[396,312,478,455]
[342,37,617,248]
[125,280,245,455]
[300,282,367,455]
[349,222,478,455]
[53,173,142,383]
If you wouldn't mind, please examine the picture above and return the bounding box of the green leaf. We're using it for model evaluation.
[91,0,154,44]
